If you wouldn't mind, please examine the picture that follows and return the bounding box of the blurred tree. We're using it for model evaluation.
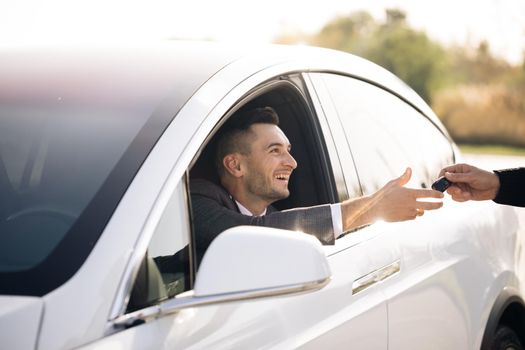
[385,8,406,25]
[303,9,447,103]
[365,9,447,103]
[517,51,525,87]
[446,41,511,85]
[273,31,311,45]
[273,8,525,149]
[310,11,376,56]
[433,84,525,148]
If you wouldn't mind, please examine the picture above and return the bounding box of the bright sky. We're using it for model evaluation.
[1,0,524,64]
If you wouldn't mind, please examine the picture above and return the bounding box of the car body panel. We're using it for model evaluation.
[80,229,391,350]
[0,296,43,350]
[305,68,522,349]
[383,199,519,349]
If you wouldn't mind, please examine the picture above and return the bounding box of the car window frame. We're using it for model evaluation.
[305,71,457,253]
[314,71,455,194]
[186,74,351,259]
[112,173,195,324]
[188,76,340,210]
[116,74,341,323]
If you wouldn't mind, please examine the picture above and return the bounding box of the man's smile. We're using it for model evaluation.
[274,172,291,182]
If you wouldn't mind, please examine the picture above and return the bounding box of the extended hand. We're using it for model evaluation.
[370,168,444,222]
[439,163,500,202]
[341,168,444,231]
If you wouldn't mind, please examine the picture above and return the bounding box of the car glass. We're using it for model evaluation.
[0,108,147,270]
[320,73,453,193]
[0,44,235,296]
[127,180,192,312]
[0,103,178,296]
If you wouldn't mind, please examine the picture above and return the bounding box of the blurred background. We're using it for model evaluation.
[273,4,525,155]
[2,0,524,155]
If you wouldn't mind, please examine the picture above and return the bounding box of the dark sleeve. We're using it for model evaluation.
[493,168,525,207]
[190,181,335,255]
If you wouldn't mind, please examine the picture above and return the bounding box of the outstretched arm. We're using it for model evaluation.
[340,168,444,230]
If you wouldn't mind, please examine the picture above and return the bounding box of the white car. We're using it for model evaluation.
[0,42,524,350]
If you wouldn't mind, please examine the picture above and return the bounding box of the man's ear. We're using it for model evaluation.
[223,154,243,177]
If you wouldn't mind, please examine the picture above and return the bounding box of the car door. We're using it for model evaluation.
[170,80,394,348]
[309,71,520,349]
[89,164,389,350]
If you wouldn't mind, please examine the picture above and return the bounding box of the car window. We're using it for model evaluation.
[127,178,192,312]
[0,112,145,270]
[320,73,453,194]
[0,106,179,296]
[187,78,342,262]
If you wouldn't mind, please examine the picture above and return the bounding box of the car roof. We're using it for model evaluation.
[0,41,245,114]
[0,40,444,131]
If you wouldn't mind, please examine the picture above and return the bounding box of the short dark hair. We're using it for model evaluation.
[215,106,280,176]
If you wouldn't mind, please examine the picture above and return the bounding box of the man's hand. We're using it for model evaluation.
[341,168,444,231]
[369,167,444,222]
[438,163,500,202]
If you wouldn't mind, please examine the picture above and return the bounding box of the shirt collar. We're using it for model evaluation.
[235,199,267,216]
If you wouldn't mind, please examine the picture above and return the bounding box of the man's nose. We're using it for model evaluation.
[284,152,297,169]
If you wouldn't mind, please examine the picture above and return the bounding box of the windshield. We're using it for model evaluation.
[0,104,175,296]
[0,43,240,296]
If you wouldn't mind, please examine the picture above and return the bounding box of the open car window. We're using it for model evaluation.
[191,78,337,209]
[188,75,340,258]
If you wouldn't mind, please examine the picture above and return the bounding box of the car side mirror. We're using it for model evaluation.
[194,225,332,297]
[113,226,331,328]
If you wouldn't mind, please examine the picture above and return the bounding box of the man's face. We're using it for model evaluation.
[238,123,297,205]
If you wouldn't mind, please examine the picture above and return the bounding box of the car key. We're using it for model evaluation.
[431,176,452,192]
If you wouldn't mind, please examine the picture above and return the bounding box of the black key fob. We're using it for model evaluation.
[431,176,452,192]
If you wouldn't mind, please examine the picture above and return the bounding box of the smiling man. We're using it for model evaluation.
[190,106,444,259]
[217,118,297,216]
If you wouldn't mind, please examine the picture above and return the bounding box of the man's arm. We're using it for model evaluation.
[439,163,500,202]
[191,168,444,254]
[191,187,335,252]
[493,168,525,207]
[340,168,443,230]
[439,164,525,207]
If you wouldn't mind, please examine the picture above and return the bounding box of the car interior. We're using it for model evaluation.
[0,122,80,272]
[189,77,338,211]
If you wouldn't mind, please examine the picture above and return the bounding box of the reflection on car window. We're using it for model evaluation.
[0,109,147,273]
[321,73,453,194]
[127,180,192,312]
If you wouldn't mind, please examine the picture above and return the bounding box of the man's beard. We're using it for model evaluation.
[246,174,290,204]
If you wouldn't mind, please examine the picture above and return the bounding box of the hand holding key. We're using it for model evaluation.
[438,163,500,202]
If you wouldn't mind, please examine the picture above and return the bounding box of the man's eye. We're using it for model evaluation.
[270,148,280,154]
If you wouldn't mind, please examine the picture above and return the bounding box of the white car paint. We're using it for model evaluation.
[0,296,43,350]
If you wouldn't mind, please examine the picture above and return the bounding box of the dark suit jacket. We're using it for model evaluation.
[191,179,335,258]
[494,168,525,207]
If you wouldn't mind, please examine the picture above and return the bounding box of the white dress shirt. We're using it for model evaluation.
[235,199,343,239]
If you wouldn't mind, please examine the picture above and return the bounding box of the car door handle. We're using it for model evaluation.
[352,260,400,295]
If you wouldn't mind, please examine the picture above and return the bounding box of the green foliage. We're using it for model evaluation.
[310,11,377,56]
[445,42,512,85]
[275,8,525,149]
[366,18,447,102]
[307,9,447,103]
